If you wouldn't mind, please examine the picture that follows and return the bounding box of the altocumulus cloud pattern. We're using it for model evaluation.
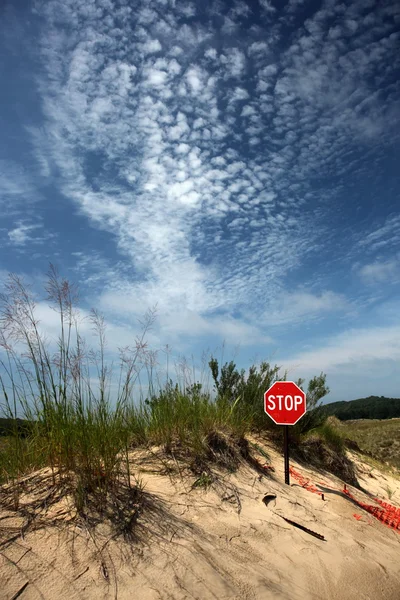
[0,0,400,400]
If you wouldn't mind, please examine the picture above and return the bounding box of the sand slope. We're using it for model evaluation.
[1,440,400,600]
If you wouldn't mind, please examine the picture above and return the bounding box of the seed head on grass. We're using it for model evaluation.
[0,266,152,529]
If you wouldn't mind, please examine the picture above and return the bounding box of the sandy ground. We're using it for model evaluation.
[1,440,400,600]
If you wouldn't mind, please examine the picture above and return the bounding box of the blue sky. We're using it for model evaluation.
[0,0,399,403]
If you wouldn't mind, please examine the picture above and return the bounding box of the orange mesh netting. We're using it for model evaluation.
[343,487,400,532]
[289,467,325,497]
[289,467,400,533]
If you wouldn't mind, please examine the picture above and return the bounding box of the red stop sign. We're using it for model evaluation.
[264,381,306,425]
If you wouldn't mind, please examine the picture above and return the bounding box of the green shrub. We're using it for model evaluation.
[209,358,330,435]
[315,423,345,453]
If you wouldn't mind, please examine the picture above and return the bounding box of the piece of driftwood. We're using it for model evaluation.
[73,566,89,581]
[276,514,326,541]
[10,581,29,600]
[0,533,21,549]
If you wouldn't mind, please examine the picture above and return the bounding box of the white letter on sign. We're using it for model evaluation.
[294,395,303,409]
[267,395,276,410]
[285,395,293,410]
[276,395,284,410]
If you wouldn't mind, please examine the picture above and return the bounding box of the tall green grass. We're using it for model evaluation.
[134,383,252,457]
[0,266,153,510]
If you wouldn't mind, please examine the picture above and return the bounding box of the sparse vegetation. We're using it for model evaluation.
[331,418,400,471]
[385,485,395,500]
[0,266,357,533]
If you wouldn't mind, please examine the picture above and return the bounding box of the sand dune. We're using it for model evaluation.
[1,439,400,600]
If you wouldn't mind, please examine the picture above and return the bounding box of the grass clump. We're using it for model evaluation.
[315,421,345,453]
[298,433,358,486]
[0,266,151,521]
[134,383,251,475]
[209,356,330,433]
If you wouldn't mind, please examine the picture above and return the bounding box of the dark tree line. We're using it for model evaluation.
[324,396,400,420]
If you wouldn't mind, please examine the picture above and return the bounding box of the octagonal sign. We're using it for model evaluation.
[264,381,306,426]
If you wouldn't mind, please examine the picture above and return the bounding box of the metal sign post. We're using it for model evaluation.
[284,425,290,485]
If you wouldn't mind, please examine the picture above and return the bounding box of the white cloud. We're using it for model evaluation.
[186,66,203,92]
[230,87,250,103]
[241,105,256,117]
[221,48,246,78]
[260,0,276,13]
[248,42,269,55]
[98,286,271,349]
[358,258,400,284]
[0,160,41,212]
[359,216,400,253]
[280,324,400,377]
[168,58,181,75]
[8,222,43,246]
[141,39,162,54]
[262,291,348,326]
[204,48,217,60]
[146,68,168,86]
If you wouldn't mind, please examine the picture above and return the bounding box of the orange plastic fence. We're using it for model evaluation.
[289,467,400,533]
[289,467,325,497]
[374,497,400,517]
[343,487,400,532]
